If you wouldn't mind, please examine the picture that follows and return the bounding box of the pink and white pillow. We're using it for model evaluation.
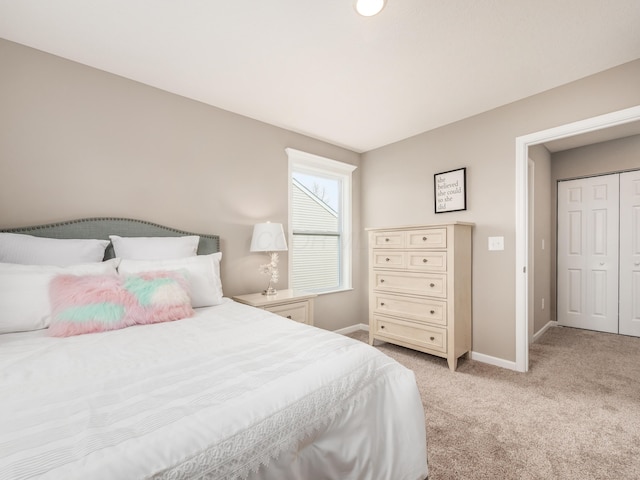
[48,271,194,337]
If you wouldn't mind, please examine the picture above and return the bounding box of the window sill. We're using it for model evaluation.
[302,287,354,297]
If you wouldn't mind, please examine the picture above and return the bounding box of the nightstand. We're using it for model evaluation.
[232,289,317,325]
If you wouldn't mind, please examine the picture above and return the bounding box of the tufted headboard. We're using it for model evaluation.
[0,218,220,260]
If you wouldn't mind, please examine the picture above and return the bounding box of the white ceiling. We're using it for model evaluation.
[1,0,639,153]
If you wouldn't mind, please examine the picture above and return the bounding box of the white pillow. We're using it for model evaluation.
[0,259,120,334]
[0,232,109,266]
[109,235,199,260]
[117,253,223,307]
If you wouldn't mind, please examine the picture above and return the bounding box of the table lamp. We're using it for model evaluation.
[250,222,288,295]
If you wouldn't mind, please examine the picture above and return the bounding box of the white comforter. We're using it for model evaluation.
[0,299,427,480]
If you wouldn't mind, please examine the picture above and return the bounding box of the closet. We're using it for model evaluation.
[557,170,640,337]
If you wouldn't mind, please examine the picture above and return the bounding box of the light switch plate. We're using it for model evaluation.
[488,236,504,251]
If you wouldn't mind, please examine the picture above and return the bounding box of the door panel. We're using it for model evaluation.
[620,170,640,337]
[557,175,619,333]
[568,269,581,313]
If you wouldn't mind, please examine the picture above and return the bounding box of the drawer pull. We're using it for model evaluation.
[423,258,428,263]
[430,310,435,314]
[429,283,435,288]
[386,257,390,262]
[385,238,390,242]
[423,236,427,241]
[380,279,385,283]
[381,325,385,329]
[429,336,435,341]
[380,302,385,306]
[286,315,292,319]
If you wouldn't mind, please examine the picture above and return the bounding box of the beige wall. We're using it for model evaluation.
[550,134,640,322]
[529,144,552,337]
[2,37,640,365]
[361,59,640,362]
[0,39,361,332]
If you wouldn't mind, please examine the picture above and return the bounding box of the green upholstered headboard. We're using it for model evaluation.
[0,218,220,260]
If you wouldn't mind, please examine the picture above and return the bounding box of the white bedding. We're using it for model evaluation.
[0,299,428,480]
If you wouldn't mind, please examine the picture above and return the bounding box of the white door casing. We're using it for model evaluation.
[528,159,535,344]
[557,174,619,333]
[619,170,640,337]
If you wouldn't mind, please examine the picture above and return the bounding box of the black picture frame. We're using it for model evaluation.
[434,167,467,213]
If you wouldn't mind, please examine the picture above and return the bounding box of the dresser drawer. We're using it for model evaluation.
[407,251,447,272]
[372,231,404,248]
[373,271,447,298]
[374,315,447,353]
[406,228,447,249]
[373,293,447,326]
[265,301,310,324]
[372,250,406,269]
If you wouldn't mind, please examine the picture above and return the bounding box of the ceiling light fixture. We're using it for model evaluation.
[355,0,386,17]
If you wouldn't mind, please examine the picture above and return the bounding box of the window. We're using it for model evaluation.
[287,148,356,293]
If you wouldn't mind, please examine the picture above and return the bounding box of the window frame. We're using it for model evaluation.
[286,148,356,294]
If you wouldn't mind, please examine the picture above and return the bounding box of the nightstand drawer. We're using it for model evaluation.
[233,290,316,326]
[373,293,447,326]
[373,271,447,298]
[374,315,447,353]
[266,301,310,324]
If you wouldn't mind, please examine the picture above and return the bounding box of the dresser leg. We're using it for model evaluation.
[447,357,457,371]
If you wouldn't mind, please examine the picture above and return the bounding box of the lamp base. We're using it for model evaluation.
[262,286,277,296]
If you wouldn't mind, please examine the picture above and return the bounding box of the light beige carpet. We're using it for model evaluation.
[349,327,640,480]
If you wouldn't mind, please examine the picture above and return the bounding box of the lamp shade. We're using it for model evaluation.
[250,222,288,252]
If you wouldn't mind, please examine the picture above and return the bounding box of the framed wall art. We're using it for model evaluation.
[434,167,466,213]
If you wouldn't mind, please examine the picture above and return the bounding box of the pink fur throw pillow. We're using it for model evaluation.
[48,271,194,337]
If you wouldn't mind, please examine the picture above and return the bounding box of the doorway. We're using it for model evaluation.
[515,105,640,372]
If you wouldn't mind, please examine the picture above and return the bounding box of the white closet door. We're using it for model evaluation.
[620,170,640,337]
[557,174,619,333]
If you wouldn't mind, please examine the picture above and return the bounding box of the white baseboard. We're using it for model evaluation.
[469,351,517,371]
[532,320,557,343]
[470,321,558,371]
[334,323,368,335]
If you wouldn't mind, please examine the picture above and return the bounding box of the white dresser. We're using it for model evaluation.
[367,223,473,371]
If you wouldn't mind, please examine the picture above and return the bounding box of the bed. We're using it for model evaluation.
[0,218,428,480]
